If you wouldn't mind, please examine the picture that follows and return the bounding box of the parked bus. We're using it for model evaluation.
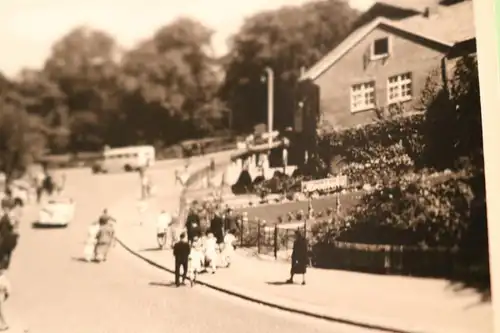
[92,145,155,174]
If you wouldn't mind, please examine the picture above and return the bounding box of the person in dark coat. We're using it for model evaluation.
[223,208,240,234]
[185,208,201,244]
[173,233,191,287]
[0,189,15,212]
[0,207,19,270]
[286,229,308,285]
[210,209,224,246]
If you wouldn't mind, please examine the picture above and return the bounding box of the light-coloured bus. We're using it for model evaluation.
[92,145,155,173]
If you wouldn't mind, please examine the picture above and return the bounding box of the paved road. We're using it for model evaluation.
[4,161,382,333]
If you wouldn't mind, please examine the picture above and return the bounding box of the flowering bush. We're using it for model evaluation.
[337,148,415,188]
[317,113,425,169]
[312,171,481,248]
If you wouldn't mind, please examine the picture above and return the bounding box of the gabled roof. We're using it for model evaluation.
[374,0,441,13]
[300,1,475,81]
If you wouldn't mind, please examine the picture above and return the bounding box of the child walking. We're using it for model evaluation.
[221,229,236,268]
[187,236,204,287]
[203,232,218,274]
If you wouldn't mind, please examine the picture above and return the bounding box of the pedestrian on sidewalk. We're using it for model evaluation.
[188,236,204,286]
[223,208,238,234]
[185,207,201,245]
[0,269,11,331]
[221,229,236,268]
[210,208,224,249]
[173,233,191,287]
[287,230,308,285]
[203,232,218,274]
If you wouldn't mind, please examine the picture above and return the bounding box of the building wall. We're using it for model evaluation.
[314,25,447,129]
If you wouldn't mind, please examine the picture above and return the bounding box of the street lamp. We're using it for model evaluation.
[261,67,274,151]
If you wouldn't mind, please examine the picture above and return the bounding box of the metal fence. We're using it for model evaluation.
[235,218,472,278]
[237,219,315,259]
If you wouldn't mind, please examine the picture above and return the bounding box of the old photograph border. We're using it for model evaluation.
[474,0,500,332]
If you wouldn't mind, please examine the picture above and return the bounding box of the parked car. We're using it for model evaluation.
[37,197,76,227]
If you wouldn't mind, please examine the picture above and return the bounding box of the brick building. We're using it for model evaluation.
[297,0,475,130]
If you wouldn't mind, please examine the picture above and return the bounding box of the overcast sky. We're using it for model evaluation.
[0,0,374,77]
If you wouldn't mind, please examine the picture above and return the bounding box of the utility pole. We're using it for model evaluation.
[264,67,274,151]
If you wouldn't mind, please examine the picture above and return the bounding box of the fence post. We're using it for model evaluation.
[257,220,261,254]
[274,224,278,260]
[240,218,244,246]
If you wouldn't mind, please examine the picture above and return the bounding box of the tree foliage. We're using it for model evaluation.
[0,2,361,177]
[220,0,359,132]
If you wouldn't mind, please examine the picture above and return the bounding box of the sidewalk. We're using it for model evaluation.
[114,157,493,333]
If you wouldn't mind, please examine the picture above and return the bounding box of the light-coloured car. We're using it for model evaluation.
[37,197,76,227]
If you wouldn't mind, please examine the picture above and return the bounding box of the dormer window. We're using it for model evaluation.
[371,37,390,60]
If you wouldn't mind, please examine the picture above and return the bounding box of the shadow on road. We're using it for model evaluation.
[71,256,97,264]
[140,247,165,252]
[149,281,178,288]
[266,281,291,286]
[31,222,68,229]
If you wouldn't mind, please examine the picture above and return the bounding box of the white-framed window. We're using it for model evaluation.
[387,72,413,104]
[350,81,376,113]
[370,37,390,60]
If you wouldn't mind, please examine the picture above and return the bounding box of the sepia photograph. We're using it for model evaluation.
[0,0,494,332]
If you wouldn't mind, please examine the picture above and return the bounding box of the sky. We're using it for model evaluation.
[0,0,374,77]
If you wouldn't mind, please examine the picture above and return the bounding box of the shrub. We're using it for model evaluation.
[313,170,481,248]
[317,112,425,169]
[231,170,253,194]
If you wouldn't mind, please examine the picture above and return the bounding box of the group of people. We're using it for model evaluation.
[83,209,117,263]
[173,229,236,287]
[170,202,239,287]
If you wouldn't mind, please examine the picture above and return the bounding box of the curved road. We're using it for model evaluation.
[5,160,376,333]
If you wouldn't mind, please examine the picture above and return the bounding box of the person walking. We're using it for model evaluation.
[156,210,171,249]
[286,229,308,285]
[0,205,20,271]
[221,229,236,268]
[188,236,204,286]
[210,208,224,248]
[35,171,45,203]
[0,189,15,212]
[223,208,239,235]
[94,217,116,263]
[173,233,190,287]
[83,221,100,262]
[203,232,218,274]
[185,207,201,245]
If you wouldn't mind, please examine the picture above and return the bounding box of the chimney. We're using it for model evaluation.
[423,5,439,18]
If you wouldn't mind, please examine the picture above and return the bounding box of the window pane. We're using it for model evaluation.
[373,38,389,55]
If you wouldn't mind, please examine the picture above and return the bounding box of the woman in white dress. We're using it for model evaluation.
[204,233,218,274]
[187,236,204,286]
[83,221,100,262]
[221,229,236,268]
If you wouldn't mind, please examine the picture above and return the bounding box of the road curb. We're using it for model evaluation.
[116,236,429,333]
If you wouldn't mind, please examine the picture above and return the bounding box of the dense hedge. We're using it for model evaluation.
[311,170,487,249]
[318,112,425,170]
